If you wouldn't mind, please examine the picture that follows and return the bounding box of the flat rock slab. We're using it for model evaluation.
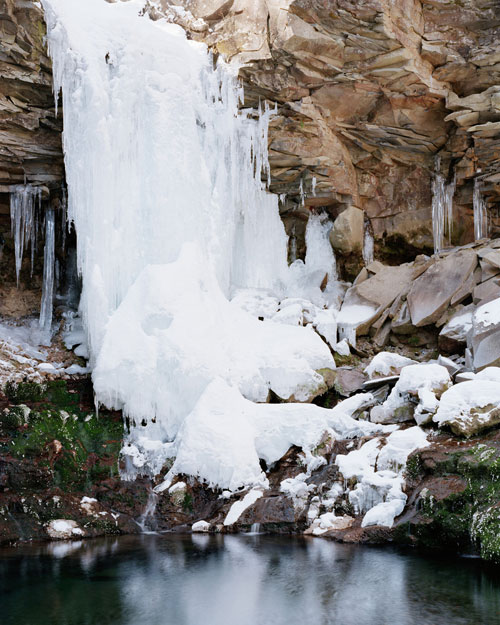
[332,368,366,396]
[408,250,477,326]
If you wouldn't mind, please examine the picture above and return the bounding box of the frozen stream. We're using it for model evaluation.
[2,535,500,625]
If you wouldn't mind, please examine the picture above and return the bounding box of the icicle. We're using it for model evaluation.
[363,221,374,266]
[9,184,41,285]
[473,178,488,240]
[61,186,68,255]
[39,208,55,335]
[311,176,317,196]
[299,178,305,207]
[289,224,297,263]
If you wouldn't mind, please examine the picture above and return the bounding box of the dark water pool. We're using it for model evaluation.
[1,534,499,625]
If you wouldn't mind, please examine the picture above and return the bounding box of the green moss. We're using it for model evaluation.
[405,452,423,481]
[407,443,500,561]
[183,492,193,513]
[6,406,123,491]
[472,506,500,563]
[3,380,46,403]
[334,354,360,367]
[0,406,26,430]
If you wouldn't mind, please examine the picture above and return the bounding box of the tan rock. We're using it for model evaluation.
[329,206,364,255]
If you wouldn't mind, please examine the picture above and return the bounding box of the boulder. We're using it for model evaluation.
[371,364,451,425]
[470,297,500,370]
[438,304,474,354]
[46,519,84,540]
[408,250,477,327]
[329,206,364,255]
[473,277,500,305]
[331,368,366,397]
[364,351,415,379]
[434,380,500,437]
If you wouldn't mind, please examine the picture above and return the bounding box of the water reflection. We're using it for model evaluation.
[1,535,500,625]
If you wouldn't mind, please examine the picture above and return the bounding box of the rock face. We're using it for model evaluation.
[153,0,500,257]
[0,0,63,191]
[0,0,65,305]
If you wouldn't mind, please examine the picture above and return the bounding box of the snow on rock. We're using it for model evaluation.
[154,380,393,492]
[308,512,354,536]
[364,352,416,379]
[80,496,98,515]
[361,499,406,528]
[470,297,500,370]
[439,306,473,346]
[46,519,84,539]
[192,520,211,532]
[370,363,451,426]
[434,380,500,437]
[336,426,429,528]
[280,473,316,512]
[334,338,350,356]
[476,367,500,383]
[224,489,264,526]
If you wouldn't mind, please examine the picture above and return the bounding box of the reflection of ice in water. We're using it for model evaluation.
[4,536,500,624]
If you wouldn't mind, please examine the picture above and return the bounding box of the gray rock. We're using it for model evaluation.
[408,250,477,327]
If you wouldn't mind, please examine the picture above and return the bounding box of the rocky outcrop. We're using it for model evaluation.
[0,0,63,192]
[151,0,500,257]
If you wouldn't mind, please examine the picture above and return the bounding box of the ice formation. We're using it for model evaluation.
[473,178,488,240]
[362,222,374,266]
[336,426,429,528]
[39,208,56,335]
[431,159,455,253]
[42,0,340,487]
[370,363,451,426]
[9,184,41,284]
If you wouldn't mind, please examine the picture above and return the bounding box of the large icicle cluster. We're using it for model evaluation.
[431,158,456,253]
[42,0,341,487]
[10,184,41,285]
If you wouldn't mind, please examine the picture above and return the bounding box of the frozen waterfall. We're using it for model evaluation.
[42,0,337,488]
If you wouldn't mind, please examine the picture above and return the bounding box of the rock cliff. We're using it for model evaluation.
[149,0,500,258]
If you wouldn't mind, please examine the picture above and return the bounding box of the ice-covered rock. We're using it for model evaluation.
[470,297,500,370]
[46,519,84,539]
[434,380,500,436]
[438,304,474,353]
[192,520,211,532]
[224,489,264,526]
[364,351,416,379]
[336,426,429,528]
[370,363,451,425]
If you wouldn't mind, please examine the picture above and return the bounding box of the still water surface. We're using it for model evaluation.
[1,534,500,625]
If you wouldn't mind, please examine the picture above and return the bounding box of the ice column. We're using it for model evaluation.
[304,213,337,282]
[473,178,488,240]
[39,208,56,334]
[431,159,455,254]
[363,222,374,266]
